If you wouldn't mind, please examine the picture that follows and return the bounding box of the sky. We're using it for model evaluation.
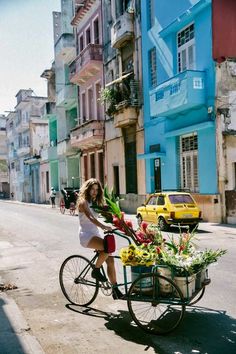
[0,0,61,115]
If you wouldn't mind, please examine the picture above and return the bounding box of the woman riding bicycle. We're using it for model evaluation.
[77,178,123,299]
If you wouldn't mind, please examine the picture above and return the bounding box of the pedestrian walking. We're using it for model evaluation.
[50,187,56,208]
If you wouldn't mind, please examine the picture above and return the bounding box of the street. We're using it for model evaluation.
[0,200,236,354]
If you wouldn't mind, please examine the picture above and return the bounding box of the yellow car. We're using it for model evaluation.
[136,191,202,231]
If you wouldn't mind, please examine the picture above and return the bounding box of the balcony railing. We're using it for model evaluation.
[56,84,77,109]
[150,70,206,117]
[57,139,79,156]
[69,44,103,84]
[17,145,30,156]
[104,77,140,119]
[111,12,134,48]
[55,33,76,64]
[70,120,104,149]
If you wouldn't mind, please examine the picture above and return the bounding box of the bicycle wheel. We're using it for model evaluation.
[189,286,205,306]
[127,273,185,335]
[59,255,99,306]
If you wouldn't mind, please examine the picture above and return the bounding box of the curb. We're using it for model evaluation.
[0,293,45,354]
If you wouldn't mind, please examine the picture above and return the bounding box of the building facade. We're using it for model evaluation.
[7,89,48,202]
[212,0,236,223]
[69,0,105,185]
[102,0,145,212]
[0,114,9,198]
[141,0,221,222]
[53,0,80,192]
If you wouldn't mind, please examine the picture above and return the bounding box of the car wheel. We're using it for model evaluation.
[188,223,199,232]
[137,214,143,227]
[158,217,169,231]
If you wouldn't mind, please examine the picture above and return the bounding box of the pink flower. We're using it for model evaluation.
[141,221,148,232]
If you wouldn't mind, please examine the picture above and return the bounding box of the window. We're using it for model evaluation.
[46,171,49,193]
[149,48,157,87]
[88,88,93,119]
[86,27,91,45]
[98,152,104,185]
[82,92,86,122]
[180,133,199,192]
[79,35,84,52]
[168,194,194,204]
[147,0,154,29]
[177,24,195,73]
[84,155,88,181]
[95,82,102,120]
[93,18,99,44]
[234,162,236,189]
[157,196,165,205]
[147,196,157,205]
[90,153,95,178]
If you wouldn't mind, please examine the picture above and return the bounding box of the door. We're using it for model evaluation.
[145,195,158,222]
[125,141,137,193]
[154,158,161,191]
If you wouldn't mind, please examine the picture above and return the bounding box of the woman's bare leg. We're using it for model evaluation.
[106,256,117,284]
[87,236,108,268]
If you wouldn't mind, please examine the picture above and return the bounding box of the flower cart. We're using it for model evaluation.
[59,187,226,335]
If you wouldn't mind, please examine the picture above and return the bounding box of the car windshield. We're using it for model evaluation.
[168,194,194,204]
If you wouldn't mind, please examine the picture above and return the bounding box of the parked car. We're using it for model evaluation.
[136,191,202,231]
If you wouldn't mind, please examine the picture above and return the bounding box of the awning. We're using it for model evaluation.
[105,72,133,87]
[137,152,166,160]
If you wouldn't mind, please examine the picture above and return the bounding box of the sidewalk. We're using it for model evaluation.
[0,278,45,354]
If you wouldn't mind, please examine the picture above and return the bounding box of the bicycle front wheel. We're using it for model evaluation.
[127,273,185,335]
[59,255,99,306]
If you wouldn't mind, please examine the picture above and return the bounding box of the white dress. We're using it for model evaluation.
[78,202,103,247]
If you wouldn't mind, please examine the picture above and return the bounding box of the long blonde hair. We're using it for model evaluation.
[77,178,104,207]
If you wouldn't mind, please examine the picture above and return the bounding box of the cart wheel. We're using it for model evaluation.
[69,202,76,216]
[60,199,65,214]
[188,286,205,306]
[59,255,99,306]
[127,273,185,335]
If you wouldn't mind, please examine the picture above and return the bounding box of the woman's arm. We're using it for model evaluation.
[79,200,112,231]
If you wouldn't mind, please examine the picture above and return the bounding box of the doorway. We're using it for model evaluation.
[154,158,161,191]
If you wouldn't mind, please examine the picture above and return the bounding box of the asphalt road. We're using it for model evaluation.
[0,200,236,354]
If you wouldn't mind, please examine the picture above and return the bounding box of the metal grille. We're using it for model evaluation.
[149,48,157,87]
[177,24,194,48]
[180,133,199,192]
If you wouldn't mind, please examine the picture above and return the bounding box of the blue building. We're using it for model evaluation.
[139,0,221,222]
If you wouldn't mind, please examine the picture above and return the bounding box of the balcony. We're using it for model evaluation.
[69,44,103,85]
[104,77,140,127]
[71,120,104,149]
[17,146,30,156]
[55,33,76,64]
[40,148,48,162]
[111,12,134,49]
[57,139,80,157]
[48,146,58,161]
[150,70,206,118]
[56,84,77,109]
[15,120,29,133]
[41,102,56,119]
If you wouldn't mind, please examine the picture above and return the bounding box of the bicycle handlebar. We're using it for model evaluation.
[104,228,139,246]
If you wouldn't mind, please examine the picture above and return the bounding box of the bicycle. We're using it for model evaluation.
[59,229,210,335]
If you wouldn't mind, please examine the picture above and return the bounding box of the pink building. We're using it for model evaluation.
[70,0,105,184]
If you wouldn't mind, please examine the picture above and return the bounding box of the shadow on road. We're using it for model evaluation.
[0,297,26,354]
[66,303,236,354]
